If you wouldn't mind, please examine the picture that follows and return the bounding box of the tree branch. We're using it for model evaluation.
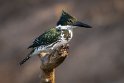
[38,44,69,83]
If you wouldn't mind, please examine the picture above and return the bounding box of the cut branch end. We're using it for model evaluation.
[39,44,69,83]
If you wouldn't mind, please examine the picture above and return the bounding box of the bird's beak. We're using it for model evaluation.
[73,21,92,28]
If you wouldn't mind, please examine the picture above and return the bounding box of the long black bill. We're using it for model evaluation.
[73,21,92,28]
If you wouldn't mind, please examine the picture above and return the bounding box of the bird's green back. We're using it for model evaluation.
[28,28,61,48]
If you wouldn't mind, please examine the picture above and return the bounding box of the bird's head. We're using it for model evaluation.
[57,10,92,29]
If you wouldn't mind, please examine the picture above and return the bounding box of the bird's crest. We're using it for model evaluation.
[57,10,77,26]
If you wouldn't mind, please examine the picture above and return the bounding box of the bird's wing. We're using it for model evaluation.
[28,28,61,48]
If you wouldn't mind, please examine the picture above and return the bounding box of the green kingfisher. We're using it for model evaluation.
[19,10,92,65]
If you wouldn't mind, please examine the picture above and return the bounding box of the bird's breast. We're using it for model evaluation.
[61,29,73,42]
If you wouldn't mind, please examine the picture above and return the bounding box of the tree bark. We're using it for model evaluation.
[39,44,69,83]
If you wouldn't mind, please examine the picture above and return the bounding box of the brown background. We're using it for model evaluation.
[0,0,124,83]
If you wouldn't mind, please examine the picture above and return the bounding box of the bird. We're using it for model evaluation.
[19,10,92,65]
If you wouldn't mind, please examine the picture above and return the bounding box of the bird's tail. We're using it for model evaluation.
[19,49,35,66]
[19,56,31,66]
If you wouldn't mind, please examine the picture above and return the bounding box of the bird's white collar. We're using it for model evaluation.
[56,25,72,30]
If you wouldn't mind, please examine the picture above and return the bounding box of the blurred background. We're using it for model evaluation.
[0,0,124,83]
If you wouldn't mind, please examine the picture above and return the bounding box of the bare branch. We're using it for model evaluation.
[39,44,69,83]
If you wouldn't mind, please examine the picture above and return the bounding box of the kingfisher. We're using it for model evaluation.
[19,10,92,65]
